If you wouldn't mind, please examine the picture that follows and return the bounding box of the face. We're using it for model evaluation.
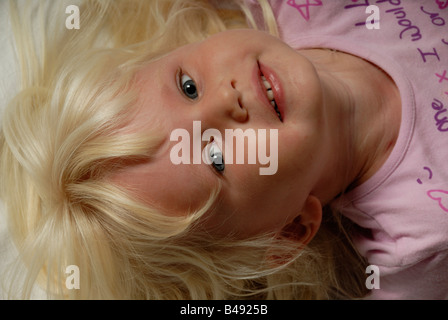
[112,29,329,238]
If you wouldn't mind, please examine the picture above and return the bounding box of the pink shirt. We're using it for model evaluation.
[246,0,448,299]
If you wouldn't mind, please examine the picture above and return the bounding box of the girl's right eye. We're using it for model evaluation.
[179,72,199,100]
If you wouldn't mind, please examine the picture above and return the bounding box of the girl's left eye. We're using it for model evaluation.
[180,73,198,100]
[208,141,225,173]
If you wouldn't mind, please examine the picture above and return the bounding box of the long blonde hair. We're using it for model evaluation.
[0,0,367,299]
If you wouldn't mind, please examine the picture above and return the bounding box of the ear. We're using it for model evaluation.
[279,195,322,246]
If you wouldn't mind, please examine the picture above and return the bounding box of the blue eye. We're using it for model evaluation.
[180,73,198,100]
[209,141,225,172]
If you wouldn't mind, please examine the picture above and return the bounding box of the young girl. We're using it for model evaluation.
[0,0,446,300]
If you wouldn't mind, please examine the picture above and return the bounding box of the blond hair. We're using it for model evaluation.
[0,0,367,299]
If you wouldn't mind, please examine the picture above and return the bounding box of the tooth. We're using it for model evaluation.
[264,80,271,89]
[271,101,276,107]
[266,89,274,101]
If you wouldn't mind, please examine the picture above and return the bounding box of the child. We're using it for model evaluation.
[0,0,446,300]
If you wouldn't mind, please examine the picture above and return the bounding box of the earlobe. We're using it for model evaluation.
[280,195,323,245]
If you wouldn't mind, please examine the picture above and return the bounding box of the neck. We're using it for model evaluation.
[300,49,402,205]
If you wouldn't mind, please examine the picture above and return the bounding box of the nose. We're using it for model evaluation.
[199,79,248,127]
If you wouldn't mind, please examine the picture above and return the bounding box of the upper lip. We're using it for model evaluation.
[254,61,284,122]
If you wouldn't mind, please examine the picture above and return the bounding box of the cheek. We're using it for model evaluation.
[110,159,217,217]
[153,168,219,216]
[279,124,322,170]
[207,166,305,237]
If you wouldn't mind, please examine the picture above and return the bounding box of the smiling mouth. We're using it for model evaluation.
[260,74,282,122]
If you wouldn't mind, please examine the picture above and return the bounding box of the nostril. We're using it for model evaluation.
[238,97,243,109]
[230,80,243,109]
[229,79,246,119]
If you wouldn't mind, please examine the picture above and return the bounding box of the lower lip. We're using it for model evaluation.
[258,62,285,121]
